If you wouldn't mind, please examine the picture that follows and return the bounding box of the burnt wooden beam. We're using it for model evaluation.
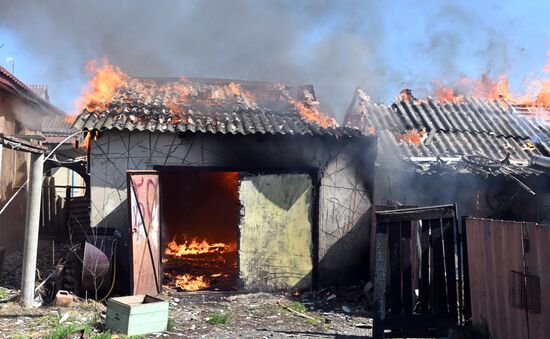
[431,218,448,314]
[419,220,430,313]
[401,221,413,314]
[388,222,402,315]
[442,217,458,321]
[0,133,47,154]
[375,204,455,223]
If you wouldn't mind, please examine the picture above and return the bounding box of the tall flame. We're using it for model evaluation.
[430,49,550,109]
[73,58,127,114]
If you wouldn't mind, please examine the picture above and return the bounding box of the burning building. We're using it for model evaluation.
[345,88,550,223]
[72,68,376,295]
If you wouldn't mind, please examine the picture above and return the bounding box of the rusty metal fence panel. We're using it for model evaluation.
[465,218,550,339]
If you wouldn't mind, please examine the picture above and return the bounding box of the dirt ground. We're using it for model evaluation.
[0,286,373,338]
[0,241,373,338]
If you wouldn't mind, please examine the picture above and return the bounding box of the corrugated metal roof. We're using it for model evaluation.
[42,115,77,136]
[73,77,360,138]
[0,66,64,116]
[345,89,550,175]
[29,85,50,101]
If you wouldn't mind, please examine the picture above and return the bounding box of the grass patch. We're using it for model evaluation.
[88,332,112,339]
[207,312,229,325]
[0,287,7,299]
[305,318,319,325]
[30,314,60,329]
[36,315,113,339]
[167,317,175,331]
[45,324,81,339]
[288,301,306,313]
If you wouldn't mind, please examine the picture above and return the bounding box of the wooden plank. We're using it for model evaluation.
[128,172,162,296]
[410,221,420,308]
[462,217,472,320]
[388,222,402,314]
[44,177,51,228]
[373,222,389,339]
[419,219,430,313]
[401,221,413,314]
[431,218,448,314]
[442,217,458,321]
[40,177,47,229]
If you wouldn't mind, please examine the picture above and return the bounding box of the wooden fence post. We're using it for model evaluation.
[373,221,388,339]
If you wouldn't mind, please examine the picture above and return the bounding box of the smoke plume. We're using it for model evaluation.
[0,0,546,121]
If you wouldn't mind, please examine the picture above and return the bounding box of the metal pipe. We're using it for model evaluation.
[0,130,83,217]
[530,155,550,170]
[20,153,44,307]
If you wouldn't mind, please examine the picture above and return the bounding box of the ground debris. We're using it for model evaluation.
[0,285,372,338]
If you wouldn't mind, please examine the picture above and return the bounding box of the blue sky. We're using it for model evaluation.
[0,0,548,120]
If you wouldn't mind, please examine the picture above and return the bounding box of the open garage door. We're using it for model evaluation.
[238,173,313,291]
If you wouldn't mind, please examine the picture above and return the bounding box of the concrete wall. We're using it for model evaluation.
[88,130,376,288]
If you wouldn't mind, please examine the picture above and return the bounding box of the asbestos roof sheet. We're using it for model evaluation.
[73,77,360,138]
[345,89,550,175]
[74,107,361,138]
[349,95,547,139]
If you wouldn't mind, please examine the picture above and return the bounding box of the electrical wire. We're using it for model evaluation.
[98,240,117,303]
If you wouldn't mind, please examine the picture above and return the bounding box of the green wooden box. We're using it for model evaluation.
[106,295,168,336]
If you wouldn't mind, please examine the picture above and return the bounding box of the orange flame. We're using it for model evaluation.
[165,238,237,257]
[74,58,127,114]
[75,59,336,128]
[430,49,550,109]
[64,114,77,124]
[287,97,335,128]
[79,132,91,151]
[395,129,427,145]
[174,274,210,291]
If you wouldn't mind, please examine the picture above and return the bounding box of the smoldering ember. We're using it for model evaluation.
[1,3,550,339]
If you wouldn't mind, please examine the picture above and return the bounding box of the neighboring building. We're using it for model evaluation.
[344,88,550,223]
[74,77,376,294]
[41,113,86,198]
[0,67,62,252]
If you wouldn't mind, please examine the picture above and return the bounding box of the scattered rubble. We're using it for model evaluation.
[0,284,373,338]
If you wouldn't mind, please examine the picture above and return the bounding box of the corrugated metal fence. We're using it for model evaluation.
[466,218,550,339]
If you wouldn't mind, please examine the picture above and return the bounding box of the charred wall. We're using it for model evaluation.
[373,162,544,222]
[88,130,376,289]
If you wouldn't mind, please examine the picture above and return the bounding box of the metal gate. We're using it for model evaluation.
[127,171,162,296]
[373,204,464,338]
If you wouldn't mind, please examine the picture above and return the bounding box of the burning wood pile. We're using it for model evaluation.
[162,238,238,292]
